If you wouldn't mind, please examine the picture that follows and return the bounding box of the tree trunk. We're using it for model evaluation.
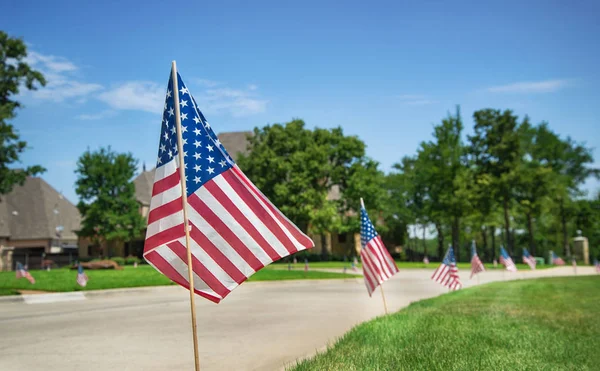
[503,196,512,254]
[452,216,460,262]
[320,233,328,260]
[435,222,444,260]
[489,226,496,261]
[422,224,427,255]
[526,212,536,256]
[560,201,571,257]
[481,227,488,260]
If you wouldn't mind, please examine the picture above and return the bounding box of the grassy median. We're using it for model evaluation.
[291,276,600,370]
[0,265,359,295]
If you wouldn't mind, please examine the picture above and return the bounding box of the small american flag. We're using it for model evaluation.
[551,251,565,265]
[359,199,399,296]
[522,248,536,270]
[77,264,88,287]
[15,262,35,284]
[594,259,600,274]
[499,247,517,272]
[432,246,462,290]
[143,67,313,303]
[470,241,485,278]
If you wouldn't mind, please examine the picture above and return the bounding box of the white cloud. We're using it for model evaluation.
[76,110,116,120]
[23,51,103,102]
[195,87,268,117]
[193,78,221,87]
[486,79,572,94]
[397,94,435,106]
[98,81,165,114]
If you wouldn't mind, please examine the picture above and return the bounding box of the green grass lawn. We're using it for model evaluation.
[291,276,600,371]
[276,261,552,270]
[0,265,359,295]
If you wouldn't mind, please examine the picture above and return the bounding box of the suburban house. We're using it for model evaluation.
[77,131,363,260]
[0,177,81,271]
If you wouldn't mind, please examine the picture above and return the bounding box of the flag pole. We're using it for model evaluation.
[172,60,200,371]
[380,284,388,314]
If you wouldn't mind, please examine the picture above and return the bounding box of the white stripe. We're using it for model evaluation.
[154,157,179,182]
[433,265,449,282]
[231,170,307,251]
[363,244,391,281]
[145,210,184,238]
[149,185,181,213]
[152,245,214,296]
[186,203,255,278]
[361,251,378,295]
[183,237,239,291]
[235,166,309,238]
[374,236,397,273]
[197,186,272,266]
[371,237,396,276]
[212,175,290,258]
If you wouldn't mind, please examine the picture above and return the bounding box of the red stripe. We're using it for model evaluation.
[375,236,399,273]
[232,166,313,249]
[147,197,182,225]
[204,181,281,261]
[361,251,378,293]
[145,249,221,304]
[144,224,186,252]
[188,193,264,272]
[365,242,390,279]
[152,170,180,197]
[188,221,247,284]
[363,251,384,283]
[167,241,231,299]
[222,170,297,255]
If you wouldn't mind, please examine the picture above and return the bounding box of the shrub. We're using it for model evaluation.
[125,256,141,265]
[110,257,125,266]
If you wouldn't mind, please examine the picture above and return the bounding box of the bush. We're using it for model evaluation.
[110,257,125,266]
[125,256,141,265]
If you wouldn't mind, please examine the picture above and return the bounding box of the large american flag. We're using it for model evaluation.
[77,263,88,287]
[143,68,314,303]
[431,246,462,290]
[522,248,536,270]
[552,251,565,266]
[470,241,485,279]
[499,247,517,272]
[359,199,398,296]
[15,262,35,284]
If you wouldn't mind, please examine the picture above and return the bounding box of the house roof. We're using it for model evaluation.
[0,177,81,241]
[134,131,253,206]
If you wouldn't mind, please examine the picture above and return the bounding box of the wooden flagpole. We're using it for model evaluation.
[172,60,201,371]
[380,284,388,315]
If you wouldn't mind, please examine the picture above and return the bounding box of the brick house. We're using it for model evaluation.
[0,177,81,271]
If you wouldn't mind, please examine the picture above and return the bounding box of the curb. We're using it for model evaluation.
[0,295,25,304]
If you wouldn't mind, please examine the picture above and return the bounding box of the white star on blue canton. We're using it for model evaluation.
[194,128,202,136]
[168,107,174,116]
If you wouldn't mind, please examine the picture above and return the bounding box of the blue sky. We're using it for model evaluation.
[2,0,599,203]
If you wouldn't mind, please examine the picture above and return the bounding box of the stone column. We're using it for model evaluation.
[573,231,589,265]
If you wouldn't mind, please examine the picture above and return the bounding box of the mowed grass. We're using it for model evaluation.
[0,265,359,295]
[277,261,551,270]
[291,276,600,371]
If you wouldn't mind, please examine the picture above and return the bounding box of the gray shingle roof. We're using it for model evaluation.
[0,177,81,240]
[134,131,253,205]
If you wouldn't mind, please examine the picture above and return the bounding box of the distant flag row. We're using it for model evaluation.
[522,248,536,270]
[470,241,485,278]
[431,245,462,290]
[15,262,88,287]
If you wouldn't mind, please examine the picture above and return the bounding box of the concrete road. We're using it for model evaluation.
[0,267,595,371]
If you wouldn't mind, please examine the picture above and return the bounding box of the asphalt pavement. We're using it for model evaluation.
[0,266,595,371]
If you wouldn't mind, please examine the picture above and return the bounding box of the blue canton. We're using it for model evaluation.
[157,71,235,196]
[360,207,378,248]
[471,241,477,258]
[523,248,531,258]
[500,247,510,259]
[443,246,456,266]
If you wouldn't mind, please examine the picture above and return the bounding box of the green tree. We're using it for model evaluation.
[469,109,524,254]
[0,31,46,196]
[75,147,145,255]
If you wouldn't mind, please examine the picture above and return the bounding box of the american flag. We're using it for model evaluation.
[431,245,462,290]
[77,263,88,287]
[552,251,565,266]
[470,241,485,278]
[359,199,399,296]
[499,247,517,272]
[15,262,35,284]
[143,67,314,303]
[522,248,536,270]
[594,259,600,274]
